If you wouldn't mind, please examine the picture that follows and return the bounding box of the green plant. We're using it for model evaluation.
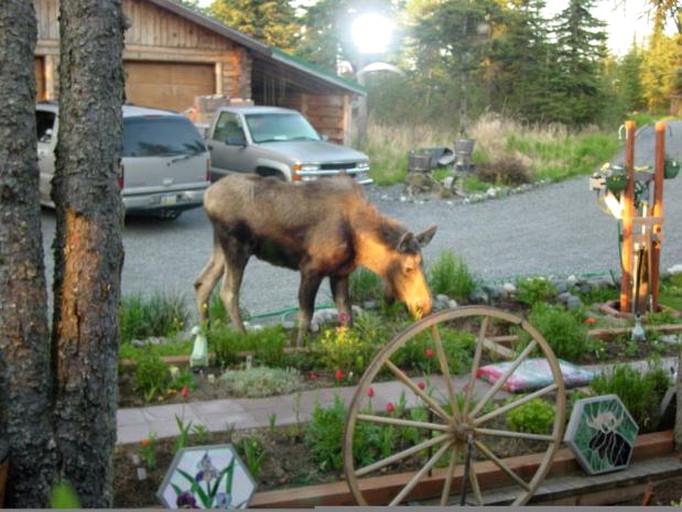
[50,480,81,509]
[168,370,197,394]
[268,413,277,433]
[174,414,193,451]
[192,423,209,445]
[120,292,189,344]
[220,366,303,398]
[590,363,673,433]
[138,432,157,470]
[349,267,385,304]
[313,325,378,377]
[523,303,593,361]
[428,250,477,300]
[304,395,347,472]
[516,276,557,306]
[506,398,555,434]
[133,349,171,402]
[238,438,266,480]
[207,322,289,368]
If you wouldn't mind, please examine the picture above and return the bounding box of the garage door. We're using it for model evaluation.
[125,61,214,112]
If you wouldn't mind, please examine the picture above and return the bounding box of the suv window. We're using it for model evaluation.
[123,116,206,157]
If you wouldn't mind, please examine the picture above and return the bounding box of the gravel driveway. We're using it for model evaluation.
[40,121,682,321]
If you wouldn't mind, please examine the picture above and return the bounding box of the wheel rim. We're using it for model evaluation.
[343,305,567,506]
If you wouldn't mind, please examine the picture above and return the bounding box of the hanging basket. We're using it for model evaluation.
[605,173,627,194]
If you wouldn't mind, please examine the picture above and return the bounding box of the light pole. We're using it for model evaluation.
[351,13,394,148]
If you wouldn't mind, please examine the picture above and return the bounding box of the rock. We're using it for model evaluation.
[469,290,489,304]
[667,263,682,274]
[566,295,583,310]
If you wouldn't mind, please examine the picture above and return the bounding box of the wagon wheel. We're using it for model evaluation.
[343,305,567,506]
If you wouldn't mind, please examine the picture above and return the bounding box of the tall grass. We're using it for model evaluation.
[364,114,622,186]
[427,250,477,301]
[120,292,189,344]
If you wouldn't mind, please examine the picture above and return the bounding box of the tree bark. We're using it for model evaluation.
[51,0,126,506]
[0,0,58,506]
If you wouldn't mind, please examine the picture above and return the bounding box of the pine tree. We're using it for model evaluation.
[211,0,300,53]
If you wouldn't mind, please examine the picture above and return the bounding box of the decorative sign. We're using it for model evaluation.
[157,444,256,509]
[564,394,638,475]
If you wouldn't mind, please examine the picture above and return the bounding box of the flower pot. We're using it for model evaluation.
[0,438,7,508]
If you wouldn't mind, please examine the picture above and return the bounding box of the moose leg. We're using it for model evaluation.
[330,274,352,327]
[219,241,250,333]
[194,246,225,323]
[297,269,323,347]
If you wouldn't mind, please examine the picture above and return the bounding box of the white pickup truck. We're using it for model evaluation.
[205,105,372,184]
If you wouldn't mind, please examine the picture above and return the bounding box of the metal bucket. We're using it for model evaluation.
[454,138,476,168]
[407,152,432,173]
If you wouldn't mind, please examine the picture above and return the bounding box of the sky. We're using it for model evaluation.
[196,0,656,57]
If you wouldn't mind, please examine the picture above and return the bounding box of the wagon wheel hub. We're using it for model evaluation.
[452,422,474,443]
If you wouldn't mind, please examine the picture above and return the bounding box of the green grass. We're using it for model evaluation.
[120,292,189,345]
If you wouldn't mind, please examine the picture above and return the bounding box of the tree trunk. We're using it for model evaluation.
[51,0,126,506]
[675,346,682,451]
[0,1,58,506]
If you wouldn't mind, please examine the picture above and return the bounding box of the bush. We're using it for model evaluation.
[207,322,289,368]
[313,325,379,377]
[120,292,188,344]
[476,155,531,186]
[349,267,385,304]
[506,398,555,434]
[220,366,303,398]
[134,350,170,402]
[590,363,673,433]
[304,395,347,472]
[523,303,593,361]
[428,250,477,301]
[516,276,557,306]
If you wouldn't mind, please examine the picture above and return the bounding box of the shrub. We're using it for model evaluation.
[590,363,673,433]
[428,250,477,300]
[506,398,555,434]
[207,322,289,368]
[120,292,188,344]
[133,350,170,402]
[523,303,593,361]
[516,276,557,306]
[313,325,378,377]
[349,267,385,304]
[304,395,347,472]
[220,366,303,398]
[476,155,531,186]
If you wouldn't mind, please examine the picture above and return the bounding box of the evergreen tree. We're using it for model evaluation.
[211,0,300,52]
[618,44,646,112]
[641,29,678,112]
[551,0,609,124]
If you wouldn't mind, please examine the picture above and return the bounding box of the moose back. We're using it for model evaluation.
[194,174,437,346]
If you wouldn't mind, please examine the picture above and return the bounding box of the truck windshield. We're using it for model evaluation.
[245,113,321,143]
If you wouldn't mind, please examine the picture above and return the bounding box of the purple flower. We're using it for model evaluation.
[176,491,197,508]
[195,452,218,482]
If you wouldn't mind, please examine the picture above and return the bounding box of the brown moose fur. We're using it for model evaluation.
[195,174,437,346]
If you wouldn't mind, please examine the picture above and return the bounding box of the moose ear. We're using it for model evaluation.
[415,225,437,248]
[396,232,415,253]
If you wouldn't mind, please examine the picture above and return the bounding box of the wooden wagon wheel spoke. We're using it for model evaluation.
[344,306,567,507]
[430,324,460,420]
[474,440,532,491]
[473,383,559,426]
[389,441,453,506]
[355,433,451,478]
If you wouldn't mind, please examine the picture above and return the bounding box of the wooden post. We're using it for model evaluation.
[620,121,636,314]
[651,121,666,313]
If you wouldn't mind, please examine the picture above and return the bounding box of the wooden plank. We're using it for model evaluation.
[250,430,676,508]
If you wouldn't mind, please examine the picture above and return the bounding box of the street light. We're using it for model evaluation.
[351,13,394,147]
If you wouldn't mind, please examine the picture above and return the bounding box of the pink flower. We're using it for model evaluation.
[338,311,350,325]
[367,387,375,398]
[386,402,395,414]
[425,348,435,359]
[417,381,426,390]
[181,386,189,398]
[335,369,344,381]
[309,371,318,381]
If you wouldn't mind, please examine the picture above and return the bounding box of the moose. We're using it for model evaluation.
[194,174,437,346]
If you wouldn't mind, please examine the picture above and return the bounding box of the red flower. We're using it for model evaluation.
[367,387,375,398]
[417,381,426,390]
[181,386,189,398]
[309,371,318,381]
[386,402,395,413]
[335,369,344,381]
[425,348,435,359]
